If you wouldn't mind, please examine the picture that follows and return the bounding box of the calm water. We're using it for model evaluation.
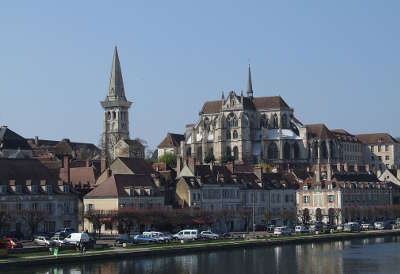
[5,236,400,274]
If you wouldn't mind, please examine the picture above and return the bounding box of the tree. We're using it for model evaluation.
[84,210,117,237]
[156,152,177,169]
[215,209,235,232]
[263,210,272,225]
[0,209,10,236]
[19,209,47,238]
[239,208,252,232]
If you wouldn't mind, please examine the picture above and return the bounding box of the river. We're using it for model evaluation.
[4,236,400,274]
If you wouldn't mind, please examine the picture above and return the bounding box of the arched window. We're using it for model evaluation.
[197,147,202,161]
[186,147,192,158]
[233,130,238,139]
[227,113,238,128]
[106,112,111,120]
[273,114,278,129]
[226,146,231,157]
[294,142,300,159]
[330,141,335,159]
[284,143,291,160]
[321,141,328,159]
[233,146,239,161]
[112,111,116,120]
[282,114,287,129]
[267,142,279,160]
[226,131,231,140]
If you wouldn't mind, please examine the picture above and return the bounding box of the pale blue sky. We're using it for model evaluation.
[0,1,399,150]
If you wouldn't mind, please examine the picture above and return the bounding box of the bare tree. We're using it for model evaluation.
[19,209,47,238]
[0,209,10,236]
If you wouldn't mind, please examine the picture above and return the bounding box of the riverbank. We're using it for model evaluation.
[2,230,400,268]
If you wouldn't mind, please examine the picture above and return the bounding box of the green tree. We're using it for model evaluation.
[157,152,177,168]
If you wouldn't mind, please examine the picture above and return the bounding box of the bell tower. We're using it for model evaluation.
[101,47,132,167]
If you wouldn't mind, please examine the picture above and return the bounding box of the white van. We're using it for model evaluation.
[273,226,292,236]
[173,230,199,240]
[64,233,90,245]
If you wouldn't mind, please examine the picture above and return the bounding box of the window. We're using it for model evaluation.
[129,186,135,196]
[283,143,291,160]
[46,185,52,194]
[32,203,38,210]
[64,220,72,228]
[112,111,116,119]
[105,222,113,231]
[63,185,70,193]
[378,145,381,152]
[385,156,390,161]
[226,146,231,157]
[303,196,310,204]
[233,146,239,161]
[370,146,374,153]
[15,185,22,194]
[226,131,231,140]
[0,185,6,194]
[88,204,94,211]
[328,195,335,203]
[385,145,389,152]
[378,156,382,161]
[267,142,279,159]
[233,130,238,139]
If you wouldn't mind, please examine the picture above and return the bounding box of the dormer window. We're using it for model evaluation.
[327,184,333,190]
[0,185,6,194]
[129,186,135,196]
[303,185,308,191]
[63,185,70,193]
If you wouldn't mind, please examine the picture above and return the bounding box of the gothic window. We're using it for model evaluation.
[226,130,231,140]
[284,142,291,160]
[107,112,111,120]
[197,147,202,161]
[233,130,238,139]
[273,114,278,129]
[282,114,288,129]
[227,113,238,128]
[313,141,319,159]
[112,111,116,120]
[233,146,239,161]
[267,142,279,160]
[294,142,300,159]
[186,147,192,158]
[330,141,335,159]
[226,146,231,157]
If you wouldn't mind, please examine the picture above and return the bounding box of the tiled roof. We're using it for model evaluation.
[200,96,290,114]
[355,133,398,145]
[118,157,154,175]
[0,158,58,182]
[158,133,185,149]
[85,174,156,198]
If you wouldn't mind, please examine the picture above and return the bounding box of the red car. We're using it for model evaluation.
[5,238,23,249]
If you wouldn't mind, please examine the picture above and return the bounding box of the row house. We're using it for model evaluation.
[0,158,79,237]
[296,173,396,225]
[176,164,297,232]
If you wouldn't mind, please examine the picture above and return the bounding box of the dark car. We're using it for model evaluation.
[5,238,23,249]
[116,234,133,244]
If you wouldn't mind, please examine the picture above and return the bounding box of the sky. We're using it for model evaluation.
[0,1,399,150]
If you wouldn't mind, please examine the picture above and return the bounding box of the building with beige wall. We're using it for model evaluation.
[296,173,394,225]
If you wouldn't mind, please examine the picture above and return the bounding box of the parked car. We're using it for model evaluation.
[116,234,133,244]
[309,223,323,233]
[374,221,392,230]
[5,238,23,249]
[143,232,172,243]
[200,231,219,240]
[134,234,158,244]
[295,225,309,234]
[55,228,75,238]
[173,229,199,241]
[50,235,66,247]
[33,236,51,246]
[273,226,292,236]
[266,225,276,233]
[64,233,91,245]
[361,222,374,231]
[336,224,344,232]
[343,222,361,232]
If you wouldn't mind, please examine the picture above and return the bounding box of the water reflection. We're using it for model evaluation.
[4,236,400,274]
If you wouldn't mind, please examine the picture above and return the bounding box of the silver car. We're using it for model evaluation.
[33,236,51,246]
[200,231,219,240]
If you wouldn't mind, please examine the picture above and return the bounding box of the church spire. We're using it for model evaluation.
[106,46,126,101]
[247,64,254,98]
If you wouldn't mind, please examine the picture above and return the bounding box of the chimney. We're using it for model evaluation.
[63,155,70,184]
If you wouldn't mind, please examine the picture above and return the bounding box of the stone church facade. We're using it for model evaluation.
[101,47,144,170]
[182,66,308,167]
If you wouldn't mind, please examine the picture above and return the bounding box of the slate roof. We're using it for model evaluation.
[158,133,185,149]
[118,157,154,175]
[0,126,31,150]
[306,124,335,139]
[200,96,290,114]
[331,129,361,143]
[356,133,399,145]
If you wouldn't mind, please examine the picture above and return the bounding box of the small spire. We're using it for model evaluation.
[106,46,126,101]
[221,90,225,100]
[247,64,254,98]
